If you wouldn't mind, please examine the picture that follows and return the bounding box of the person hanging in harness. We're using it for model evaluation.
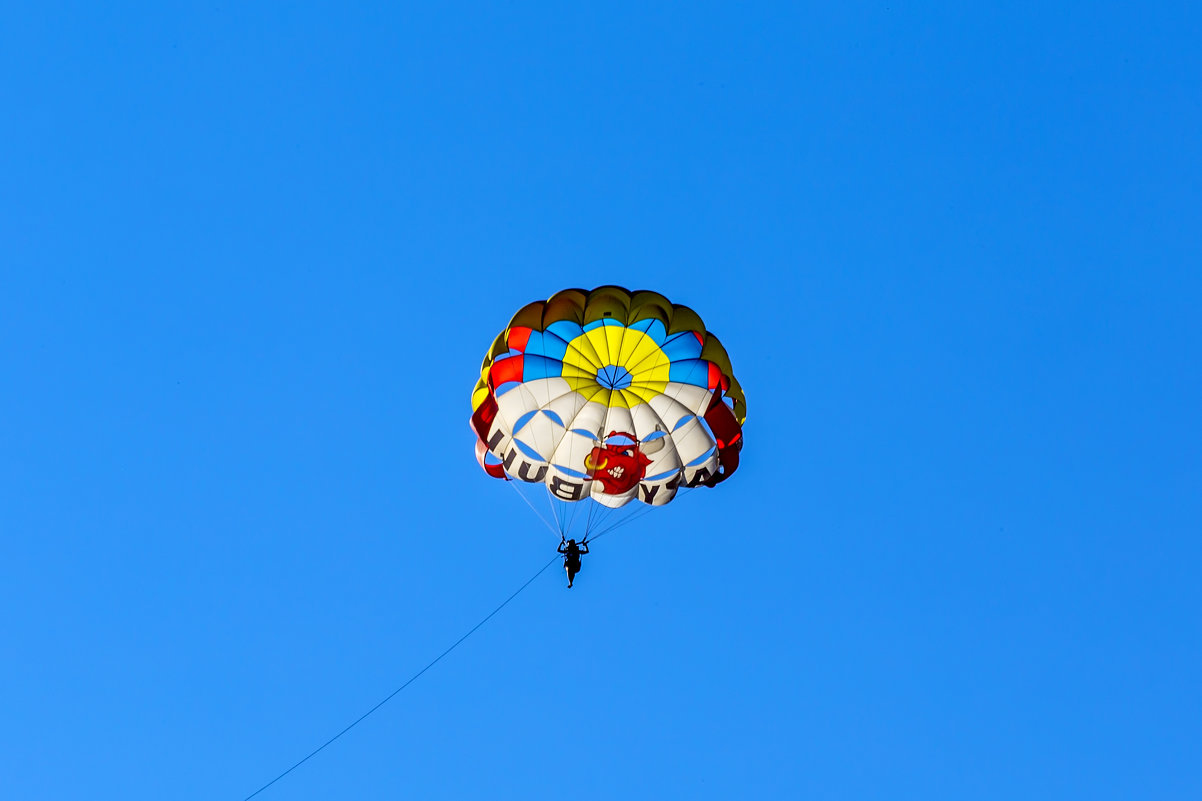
[557,537,589,588]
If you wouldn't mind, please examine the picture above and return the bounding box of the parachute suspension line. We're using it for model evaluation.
[240,553,561,801]
[587,494,629,541]
[597,508,619,539]
[587,484,699,544]
[564,496,582,539]
[584,494,602,539]
[506,479,559,537]
[586,504,654,543]
[564,495,579,534]
[545,486,563,536]
[594,498,612,534]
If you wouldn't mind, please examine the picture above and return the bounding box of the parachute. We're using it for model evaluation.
[470,286,746,538]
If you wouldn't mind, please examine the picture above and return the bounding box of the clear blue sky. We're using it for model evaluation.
[3,3,1199,799]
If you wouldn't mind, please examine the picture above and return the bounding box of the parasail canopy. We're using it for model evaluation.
[471,286,745,516]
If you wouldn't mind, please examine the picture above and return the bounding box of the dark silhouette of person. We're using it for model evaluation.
[557,538,589,588]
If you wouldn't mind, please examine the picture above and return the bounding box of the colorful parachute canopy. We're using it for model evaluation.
[471,287,745,509]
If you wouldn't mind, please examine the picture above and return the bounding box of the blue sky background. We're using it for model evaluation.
[3,3,1200,799]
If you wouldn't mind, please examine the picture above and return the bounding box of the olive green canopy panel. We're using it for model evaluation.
[471,286,745,511]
